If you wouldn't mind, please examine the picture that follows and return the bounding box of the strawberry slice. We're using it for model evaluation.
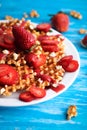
[0,34,15,50]
[65,60,79,72]
[42,44,59,52]
[0,64,9,77]
[51,83,65,93]
[25,52,46,68]
[41,39,59,45]
[19,91,36,102]
[29,85,46,98]
[58,55,73,69]
[36,23,51,32]
[0,64,19,85]
[4,33,14,45]
[37,74,52,82]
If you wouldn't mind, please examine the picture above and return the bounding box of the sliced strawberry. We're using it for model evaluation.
[41,39,58,46]
[58,55,73,69]
[25,52,46,68]
[42,44,59,52]
[0,64,9,77]
[29,85,46,98]
[38,34,61,42]
[0,64,19,85]
[4,33,14,45]
[19,91,35,102]
[37,74,52,82]
[36,23,51,32]
[0,34,15,50]
[65,60,79,72]
[51,83,65,93]
[12,25,36,50]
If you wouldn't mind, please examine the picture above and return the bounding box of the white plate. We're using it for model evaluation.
[0,22,80,107]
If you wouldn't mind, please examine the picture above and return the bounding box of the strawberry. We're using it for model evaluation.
[0,64,19,85]
[51,83,65,93]
[36,23,51,32]
[12,25,36,50]
[51,12,69,32]
[29,85,46,98]
[81,35,87,48]
[65,60,79,72]
[58,55,73,70]
[58,55,79,72]
[37,74,56,84]
[41,39,58,46]
[0,33,15,50]
[19,91,36,102]
[42,44,59,52]
[25,52,46,68]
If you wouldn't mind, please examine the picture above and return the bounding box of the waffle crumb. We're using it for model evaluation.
[70,10,82,19]
[67,105,77,120]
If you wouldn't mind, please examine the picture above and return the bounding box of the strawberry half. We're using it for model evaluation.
[51,12,69,32]
[25,52,46,68]
[0,64,19,85]
[12,25,36,50]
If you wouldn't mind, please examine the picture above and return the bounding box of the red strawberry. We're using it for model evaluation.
[51,83,65,93]
[81,35,87,48]
[51,12,69,32]
[25,52,46,68]
[41,39,59,46]
[0,64,19,85]
[29,85,46,98]
[42,44,59,52]
[36,23,51,32]
[58,55,79,72]
[12,25,36,50]
[19,91,36,102]
[37,74,55,83]
[65,60,79,72]
[0,33,15,50]
[58,55,73,69]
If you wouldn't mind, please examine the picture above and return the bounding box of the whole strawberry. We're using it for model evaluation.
[51,12,69,32]
[12,25,36,50]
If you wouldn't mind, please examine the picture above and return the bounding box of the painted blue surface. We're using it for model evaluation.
[0,0,87,129]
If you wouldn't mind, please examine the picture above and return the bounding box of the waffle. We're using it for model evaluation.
[0,19,65,96]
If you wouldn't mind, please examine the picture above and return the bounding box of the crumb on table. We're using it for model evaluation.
[67,105,77,120]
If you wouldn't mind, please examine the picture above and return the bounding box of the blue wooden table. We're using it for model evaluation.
[0,0,87,129]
